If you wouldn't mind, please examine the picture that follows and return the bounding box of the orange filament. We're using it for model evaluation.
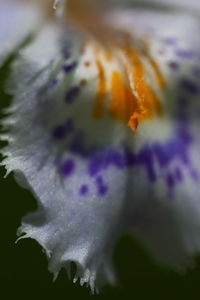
[125,48,162,122]
[93,59,107,119]
[91,42,163,132]
[109,71,137,125]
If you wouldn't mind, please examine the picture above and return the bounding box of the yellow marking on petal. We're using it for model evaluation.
[109,71,137,124]
[93,59,107,119]
[124,48,162,126]
[84,61,91,67]
[85,39,164,132]
[80,79,88,86]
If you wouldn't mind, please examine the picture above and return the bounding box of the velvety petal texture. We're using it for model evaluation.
[1,0,200,292]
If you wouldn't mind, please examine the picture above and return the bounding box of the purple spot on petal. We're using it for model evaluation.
[80,184,89,196]
[96,176,108,196]
[63,62,77,73]
[163,37,177,46]
[168,61,179,70]
[105,150,125,168]
[52,119,74,140]
[89,156,104,176]
[61,159,75,177]
[49,79,58,88]
[135,147,156,182]
[175,49,195,59]
[98,185,108,196]
[65,86,80,104]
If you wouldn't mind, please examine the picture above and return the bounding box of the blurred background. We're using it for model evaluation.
[1,39,200,300]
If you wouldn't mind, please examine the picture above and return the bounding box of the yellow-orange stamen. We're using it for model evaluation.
[125,48,162,122]
[88,40,164,132]
[109,71,137,124]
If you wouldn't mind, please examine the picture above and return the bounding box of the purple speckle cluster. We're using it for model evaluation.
[65,86,80,104]
[79,184,89,196]
[49,79,58,88]
[96,176,108,196]
[61,159,75,177]
[85,128,197,191]
[57,119,198,197]
[63,62,77,73]
[52,119,74,140]
[168,61,179,70]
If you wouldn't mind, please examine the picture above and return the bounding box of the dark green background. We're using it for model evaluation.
[1,56,200,300]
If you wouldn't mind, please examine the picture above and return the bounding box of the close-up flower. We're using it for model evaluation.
[1,0,200,296]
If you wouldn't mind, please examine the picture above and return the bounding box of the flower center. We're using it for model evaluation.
[57,0,166,132]
[82,38,166,132]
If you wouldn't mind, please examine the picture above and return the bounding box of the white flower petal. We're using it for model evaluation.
[107,8,200,269]
[1,0,200,292]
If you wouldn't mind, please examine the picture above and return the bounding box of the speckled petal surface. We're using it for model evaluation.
[1,0,200,292]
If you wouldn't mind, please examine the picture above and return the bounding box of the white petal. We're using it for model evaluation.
[107,8,200,269]
[1,0,200,291]
[1,24,131,291]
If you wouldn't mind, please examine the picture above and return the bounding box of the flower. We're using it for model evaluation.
[1,0,200,293]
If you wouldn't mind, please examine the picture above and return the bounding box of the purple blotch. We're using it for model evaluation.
[80,184,89,196]
[154,129,192,168]
[180,78,199,95]
[89,155,104,176]
[163,37,177,46]
[61,159,75,177]
[135,146,156,182]
[175,49,195,59]
[63,62,77,73]
[96,176,108,197]
[49,79,58,88]
[105,150,125,168]
[65,86,80,104]
[52,119,74,140]
[168,61,179,70]
[70,132,95,157]
[87,129,193,185]
[88,149,125,177]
